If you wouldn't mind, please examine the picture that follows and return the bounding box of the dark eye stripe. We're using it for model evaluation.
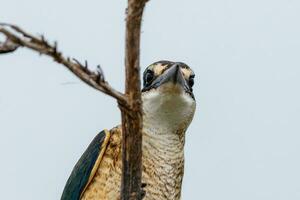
[143,70,155,87]
[188,77,194,88]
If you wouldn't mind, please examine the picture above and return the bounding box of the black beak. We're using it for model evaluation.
[158,63,186,87]
[142,63,190,92]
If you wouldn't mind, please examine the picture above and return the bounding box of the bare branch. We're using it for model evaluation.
[0,24,128,107]
[0,0,149,198]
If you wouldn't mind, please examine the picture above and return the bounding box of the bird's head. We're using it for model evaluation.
[142,60,196,134]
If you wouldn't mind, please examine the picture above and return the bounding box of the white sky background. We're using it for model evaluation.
[1,0,300,199]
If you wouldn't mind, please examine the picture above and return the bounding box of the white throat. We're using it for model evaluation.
[142,85,196,135]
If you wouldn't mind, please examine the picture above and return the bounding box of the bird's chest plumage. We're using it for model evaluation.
[142,132,185,200]
[81,127,185,200]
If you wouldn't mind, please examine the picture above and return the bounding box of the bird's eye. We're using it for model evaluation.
[188,75,195,88]
[144,70,154,86]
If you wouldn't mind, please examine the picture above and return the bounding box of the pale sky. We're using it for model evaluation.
[1,0,300,199]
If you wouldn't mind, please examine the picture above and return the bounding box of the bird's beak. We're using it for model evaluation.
[147,63,190,92]
[159,64,186,86]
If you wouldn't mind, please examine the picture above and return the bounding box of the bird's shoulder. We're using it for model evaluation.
[61,126,122,200]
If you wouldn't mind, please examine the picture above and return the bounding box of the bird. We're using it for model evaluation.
[61,60,196,200]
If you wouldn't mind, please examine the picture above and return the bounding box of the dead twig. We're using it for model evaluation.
[0,38,19,53]
[0,24,128,108]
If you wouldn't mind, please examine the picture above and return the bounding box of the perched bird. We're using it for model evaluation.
[61,60,196,200]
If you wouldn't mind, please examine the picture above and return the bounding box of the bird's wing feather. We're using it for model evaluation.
[61,129,111,200]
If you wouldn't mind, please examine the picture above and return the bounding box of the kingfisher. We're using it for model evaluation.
[61,60,196,200]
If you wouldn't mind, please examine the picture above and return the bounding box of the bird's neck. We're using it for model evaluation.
[140,91,195,199]
[142,106,187,163]
[141,124,185,199]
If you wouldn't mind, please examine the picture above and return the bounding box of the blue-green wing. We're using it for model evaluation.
[61,130,110,200]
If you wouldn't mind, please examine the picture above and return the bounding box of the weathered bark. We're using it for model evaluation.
[121,1,147,199]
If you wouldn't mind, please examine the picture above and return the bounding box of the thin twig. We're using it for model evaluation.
[0,38,19,53]
[0,24,129,108]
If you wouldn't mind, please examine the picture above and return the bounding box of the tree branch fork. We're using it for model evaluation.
[1,1,147,200]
